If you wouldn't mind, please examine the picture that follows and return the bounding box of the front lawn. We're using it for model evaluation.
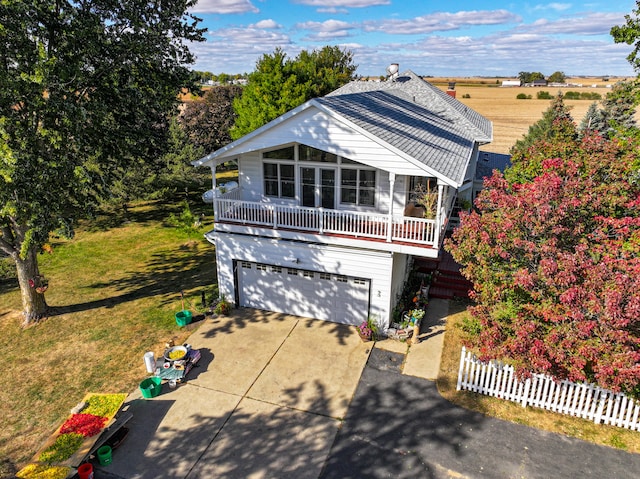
[0,197,216,475]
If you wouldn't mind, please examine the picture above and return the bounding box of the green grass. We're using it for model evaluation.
[0,195,217,473]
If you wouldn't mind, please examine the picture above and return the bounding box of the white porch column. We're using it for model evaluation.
[433,183,444,247]
[211,165,217,222]
[387,172,396,242]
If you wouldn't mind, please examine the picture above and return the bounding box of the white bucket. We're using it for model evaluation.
[144,351,156,373]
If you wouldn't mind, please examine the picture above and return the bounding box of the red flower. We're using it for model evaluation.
[60,413,107,437]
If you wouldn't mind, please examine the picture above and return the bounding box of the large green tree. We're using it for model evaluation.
[0,0,204,325]
[231,46,357,139]
[518,71,545,84]
[508,93,577,181]
[612,0,640,72]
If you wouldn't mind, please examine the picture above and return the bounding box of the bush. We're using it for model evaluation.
[564,91,581,100]
[516,93,532,99]
[0,256,16,281]
[537,91,553,99]
[581,91,602,100]
[462,93,471,99]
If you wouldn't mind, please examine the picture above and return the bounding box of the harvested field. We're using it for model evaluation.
[431,76,634,154]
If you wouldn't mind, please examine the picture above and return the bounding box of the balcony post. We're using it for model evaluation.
[387,173,395,242]
[211,165,217,222]
[433,183,444,246]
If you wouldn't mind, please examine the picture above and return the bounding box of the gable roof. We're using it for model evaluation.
[194,70,493,187]
[475,151,511,181]
[315,91,476,184]
[328,70,492,142]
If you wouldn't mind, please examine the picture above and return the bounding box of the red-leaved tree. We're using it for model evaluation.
[447,133,640,394]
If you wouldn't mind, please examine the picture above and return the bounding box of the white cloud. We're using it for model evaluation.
[317,8,350,14]
[190,0,259,14]
[296,19,356,41]
[363,10,522,35]
[252,19,281,29]
[523,12,626,35]
[294,0,390,7]
[533,3,573,12]
[354,32,635,77]
[187,4,636,77]
[190,26,292,73]
[296,19,354,32]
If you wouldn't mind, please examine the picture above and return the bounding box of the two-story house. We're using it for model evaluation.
[193,70,492,330]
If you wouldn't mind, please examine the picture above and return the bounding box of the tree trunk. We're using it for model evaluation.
[14,245,48,327]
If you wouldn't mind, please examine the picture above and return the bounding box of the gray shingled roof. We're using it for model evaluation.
[328,70,492,142]
[475,151,511,181]
[315,91,477,184]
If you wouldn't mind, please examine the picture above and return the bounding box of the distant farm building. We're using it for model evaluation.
[501,80,521,87]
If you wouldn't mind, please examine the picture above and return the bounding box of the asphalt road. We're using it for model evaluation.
[319,348,640,479]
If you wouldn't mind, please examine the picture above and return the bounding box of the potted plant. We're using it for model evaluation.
[213,295,231,315]
[357,317,379,342]
[412,181,438,219]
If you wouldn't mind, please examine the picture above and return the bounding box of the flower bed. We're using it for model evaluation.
[17,393,127,478]
[16,463,70,479]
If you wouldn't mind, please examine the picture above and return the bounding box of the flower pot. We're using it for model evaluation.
[358,331,372,342]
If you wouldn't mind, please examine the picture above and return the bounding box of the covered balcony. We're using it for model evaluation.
[210,183,456,256]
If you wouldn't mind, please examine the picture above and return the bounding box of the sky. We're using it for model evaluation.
[186,0,638,78]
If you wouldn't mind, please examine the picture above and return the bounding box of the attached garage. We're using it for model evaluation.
[236,260,370,325]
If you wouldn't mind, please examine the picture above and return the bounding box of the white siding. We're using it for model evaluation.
[214,232,394,327]
[237,153,263,202]
[223,108,435,177]
[390,253,410,314]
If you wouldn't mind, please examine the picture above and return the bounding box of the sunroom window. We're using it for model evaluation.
[299,145,337,163]
[341,168,376,206]
[264,163,295,198]
[263,146,295,160]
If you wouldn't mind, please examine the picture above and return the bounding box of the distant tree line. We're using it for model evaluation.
[192,71,248,84]
[518,71,566,84]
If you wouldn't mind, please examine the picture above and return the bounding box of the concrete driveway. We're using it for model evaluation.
[101,309,372,479]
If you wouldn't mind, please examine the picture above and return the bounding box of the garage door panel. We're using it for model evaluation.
[238,261,369,325]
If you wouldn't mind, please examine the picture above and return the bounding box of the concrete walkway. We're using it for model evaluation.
[101,309,372,479]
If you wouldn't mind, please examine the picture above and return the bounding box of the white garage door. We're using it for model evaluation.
[237,261,370,325]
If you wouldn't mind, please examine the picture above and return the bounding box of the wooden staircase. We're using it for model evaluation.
[414,250,472,300]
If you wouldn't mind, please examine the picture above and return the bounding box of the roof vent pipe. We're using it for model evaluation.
[386,63,399,81]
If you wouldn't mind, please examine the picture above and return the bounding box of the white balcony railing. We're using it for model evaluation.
[214,194,438,247]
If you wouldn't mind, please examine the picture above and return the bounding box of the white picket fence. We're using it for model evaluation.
[456,346,640,430]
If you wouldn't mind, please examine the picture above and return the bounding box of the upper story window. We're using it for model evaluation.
[341,168,376,206]
[263,146,295,160]
[299,145,337,163]
[264,163,295,198]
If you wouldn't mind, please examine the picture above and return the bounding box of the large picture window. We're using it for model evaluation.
[341,168,376,206]
[264,163,295,198]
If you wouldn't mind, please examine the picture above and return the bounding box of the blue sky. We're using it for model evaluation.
[187,0,638,78]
